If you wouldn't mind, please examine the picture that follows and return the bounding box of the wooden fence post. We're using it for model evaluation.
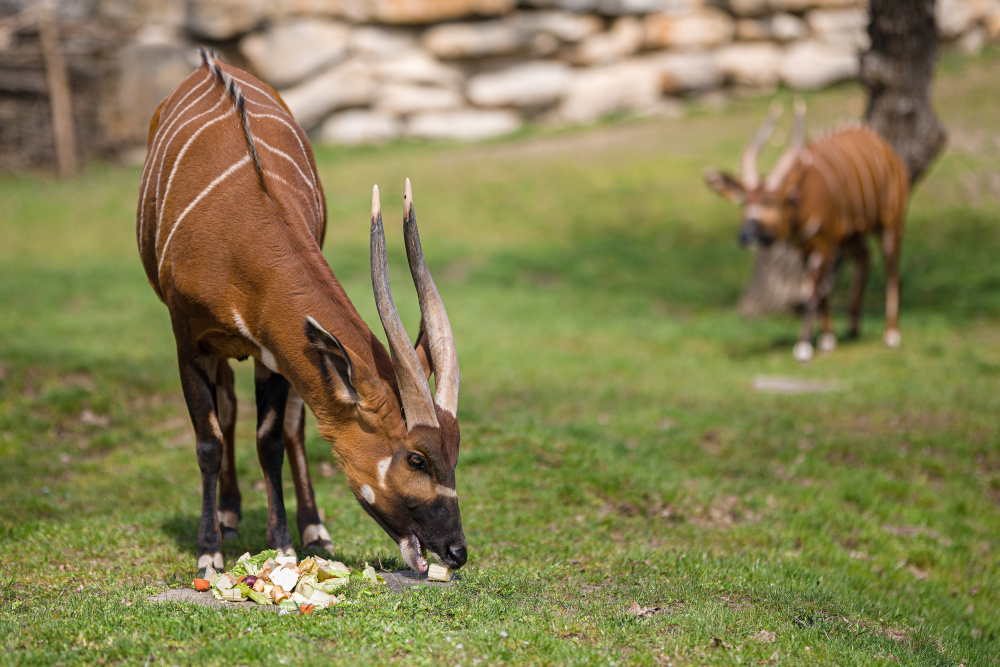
[37,2,78,178]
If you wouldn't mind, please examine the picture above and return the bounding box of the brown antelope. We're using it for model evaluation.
[704,101,910,362]
[136,50,466,575]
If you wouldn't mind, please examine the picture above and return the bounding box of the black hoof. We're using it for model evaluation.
[221,527,239,541]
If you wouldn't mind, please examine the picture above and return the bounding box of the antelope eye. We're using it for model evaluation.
[407,452,427,470]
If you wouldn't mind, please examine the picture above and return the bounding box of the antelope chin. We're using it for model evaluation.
[399,532,429,573]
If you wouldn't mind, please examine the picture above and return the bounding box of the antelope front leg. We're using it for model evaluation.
[794,251,833,363]
[215,360,241,540]
[283,388,335,555]
[175,348,225,573]
[254,361,296,556]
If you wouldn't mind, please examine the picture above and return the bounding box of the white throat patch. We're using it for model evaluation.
[360,484,375,504]
[377,456,391,489]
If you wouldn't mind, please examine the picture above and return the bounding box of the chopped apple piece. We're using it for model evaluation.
[427,563,453,582]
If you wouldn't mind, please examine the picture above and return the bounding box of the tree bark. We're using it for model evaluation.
[861,0,946,184]
[737,242,809,317]
[739,0,944,316]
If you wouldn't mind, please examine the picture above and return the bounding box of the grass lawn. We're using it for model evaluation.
[1,49,999,666]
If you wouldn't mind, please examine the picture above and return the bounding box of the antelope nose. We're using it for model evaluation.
[445,544,467,569]
[739,220,759,247]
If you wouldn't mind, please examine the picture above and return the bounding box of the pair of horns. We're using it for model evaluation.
[370,179,459,430]
[741,99,807,190]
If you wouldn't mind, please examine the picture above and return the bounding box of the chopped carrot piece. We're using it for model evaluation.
[193,578,210,591]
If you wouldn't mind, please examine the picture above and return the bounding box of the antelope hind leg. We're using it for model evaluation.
[176,348,225,573]
[215,360,241,540]
[843,235,869,340]
[881,228,902,348]
[818,293,836,353]
[284,389,336,556]
[254,361,296,557]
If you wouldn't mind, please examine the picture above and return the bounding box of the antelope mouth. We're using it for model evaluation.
[399,531,429,573]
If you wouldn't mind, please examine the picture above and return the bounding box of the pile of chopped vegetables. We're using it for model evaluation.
[192,550,384,614]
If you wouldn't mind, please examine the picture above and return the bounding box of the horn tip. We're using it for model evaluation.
[404,178,413,202]
[371,185,381,219]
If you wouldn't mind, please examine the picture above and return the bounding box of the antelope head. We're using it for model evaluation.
[705,100,808,247]
[303,180,465,573]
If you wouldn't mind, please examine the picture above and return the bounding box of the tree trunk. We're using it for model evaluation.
[737,242,809,317]
[739,0,944,316]
[861,0,946,184]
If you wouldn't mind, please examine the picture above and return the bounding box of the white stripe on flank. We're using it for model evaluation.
[157,104,233,248]
[257,134,320,214]
[262,168,313,217]
[232,310,279,373]
[157,155,250,276]
[152,97,230,245]
[139,71,215,242]
[247,111,319,204]
[147,82,221,223]
[377,456,391,489]
[227,74,283,109]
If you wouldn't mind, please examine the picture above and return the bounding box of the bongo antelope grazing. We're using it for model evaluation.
[704,102,910,362]
[137,50,466,574]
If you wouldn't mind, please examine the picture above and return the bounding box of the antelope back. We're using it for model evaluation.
[799,126,909,238]
[136,50,327,304]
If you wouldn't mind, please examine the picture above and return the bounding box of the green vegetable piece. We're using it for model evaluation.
[246,589,270,605]
[316,577,349,593]
[278,599,300,613]
[361,563,383,584]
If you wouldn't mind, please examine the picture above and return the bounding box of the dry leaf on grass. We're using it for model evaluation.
[627,602,658,618]
[751,630,776,643]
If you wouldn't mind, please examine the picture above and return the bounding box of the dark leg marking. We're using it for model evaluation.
[284,389,334,555]
[254,360,295,555]
[844,234,870,339]
[215,360,241,539]
[175,343,225,572]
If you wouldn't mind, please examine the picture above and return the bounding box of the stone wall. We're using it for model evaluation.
[2,0,999,167]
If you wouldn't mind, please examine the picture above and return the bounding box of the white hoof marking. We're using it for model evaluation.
[302,523,331,545]
[884,329,901,349]
[217,509,239,531]
[818,333,837,353]
[198,552,223,570]
[793,341,814,363]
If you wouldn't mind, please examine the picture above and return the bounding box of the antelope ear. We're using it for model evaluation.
[704,169,745,204]
[304,316,359,405]
[414,320,433,383]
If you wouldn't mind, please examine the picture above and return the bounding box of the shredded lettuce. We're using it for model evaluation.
[201,549,386,612]
[229,549,281,578]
